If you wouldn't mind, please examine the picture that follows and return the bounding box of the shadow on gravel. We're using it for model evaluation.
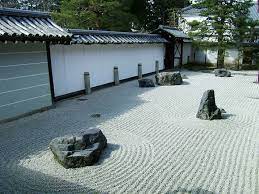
[182,81,190,85]
[0,165,99,193]
[96,143,120,165]
[166,188,216,194]
[0,78,158,192]
[222,113,236,120]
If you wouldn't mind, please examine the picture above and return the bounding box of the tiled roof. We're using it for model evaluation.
[0,8,71,41]
[249,2,259,21]
[154,25,190,40]
[69,29,168,44]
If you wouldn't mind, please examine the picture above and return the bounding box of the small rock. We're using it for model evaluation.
[156,72,183,85]
[196,90,224,120]
[138,78,155,87]
[49,128,107,168]
[214,69,231,77]
[91,114,101,118]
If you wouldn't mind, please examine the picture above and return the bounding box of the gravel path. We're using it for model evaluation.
[0,71,258,194]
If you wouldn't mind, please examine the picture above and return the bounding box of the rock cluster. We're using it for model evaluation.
[49,128,107,168]
[156,72,183,85]
[196,90,224,120]
[214,69,231,77]
[138,78,155,87]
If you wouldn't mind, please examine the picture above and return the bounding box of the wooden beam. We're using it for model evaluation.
[180,39,184,68]
[46,42,55,103]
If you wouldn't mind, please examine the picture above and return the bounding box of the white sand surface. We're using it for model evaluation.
[0,71,258,194]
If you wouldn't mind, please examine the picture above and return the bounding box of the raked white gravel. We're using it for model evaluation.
[0,71,258,194]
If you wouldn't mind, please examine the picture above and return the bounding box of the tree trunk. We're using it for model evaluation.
[217,31,225,68]
[217,47,225,68]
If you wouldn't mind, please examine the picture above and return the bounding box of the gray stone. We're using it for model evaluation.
[91,113,101,118]
[49,128,107,168]
[214,69,231,77]
[138,78,155,87]
[196,90,223,120]
[156,72,183,85]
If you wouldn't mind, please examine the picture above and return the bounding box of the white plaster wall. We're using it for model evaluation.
[192,47,240,65]
[50,44,165,97]
[225,49,240,65]
[183,43,192,64]
[206,49,218,64]
[194,48,206,64]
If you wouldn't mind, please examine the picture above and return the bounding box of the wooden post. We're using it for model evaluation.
[114,66,120,85]
[172,41,175,69]
[84,72,91,95]
[138,63,142,79]
[180,39,184,69]
[155,60,159,76]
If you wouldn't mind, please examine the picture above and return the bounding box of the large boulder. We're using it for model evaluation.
[196,90,223,120]
[49,128,107,168]
[156,72,183,85]
[214,69,231,77]
[138,78,155,87]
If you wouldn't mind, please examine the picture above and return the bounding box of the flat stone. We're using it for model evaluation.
[196,90,224,120]
[138,78,155,87]
[49,128,107,168]
[156,72,183,85]
[91,114,101,118]
[214,69,231,77]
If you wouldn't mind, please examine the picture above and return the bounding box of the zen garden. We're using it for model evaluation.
[0,0,258,194]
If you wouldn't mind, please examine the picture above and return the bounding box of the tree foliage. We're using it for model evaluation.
[0,0,60,11]
[144,0,190,31]
[1,0,190,31]
[188,0,254,68]
[52,0,189,31]
[52,0,138,31]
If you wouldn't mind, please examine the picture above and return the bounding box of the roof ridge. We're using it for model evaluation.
[69,29,162,37]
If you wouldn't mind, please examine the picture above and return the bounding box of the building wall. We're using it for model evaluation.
[50,43,165,97]
[191,47,241,65]
[183,43,192,65]
[173,42,192,66]
[0,42,52,121]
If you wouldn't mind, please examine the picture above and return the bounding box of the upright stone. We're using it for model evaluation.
[155,61,159,76]
[114,66,120,85]
[138,63,142,79]
[196,90,223,120]
[84,72,91,95]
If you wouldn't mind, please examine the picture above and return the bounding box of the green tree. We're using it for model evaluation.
[0,0,60,11]
[232,0,254,69]
[144,0,190,31]
[0,0,20,8]
[52,0,138,31]
[188,0,254,68]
